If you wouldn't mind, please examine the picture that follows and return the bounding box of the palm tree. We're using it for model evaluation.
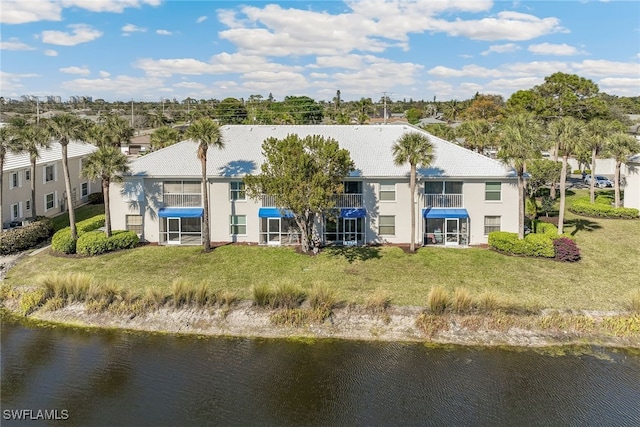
[496,113,544,239]
[184,118,224,251]
[392,132,435,252]
[456,119,492,153]
[85,123,115,148]
[605,132,640,208]
[150,126,181,151]
[0,126,23,229]
[106,115,134,149]
[584,119,625,203]
[547,117,585,235]
[354,97,373,124]
[46,113,86,240]
[82,146,130,237]
[18,124,51,218]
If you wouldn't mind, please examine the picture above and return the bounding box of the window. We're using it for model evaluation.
[126,215,143,234]
[81,182,89,198]
[45,193,55,211]
[11,203,20,220]
[24,170,31,181]
[484,216,501,235]
[485,182,501,201]
[230,181,246,200]
[379,183,396,201]
[230,215,246,235]
[10,172,19,189]
[425,181,463,194]
[379,215,395,235]
[44,165,55,182]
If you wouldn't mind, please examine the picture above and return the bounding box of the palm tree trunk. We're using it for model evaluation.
[550,144,559,200]
[614,161,621,208]
[410,163,416,252]
[30,157,37,219]
[201,156,210,251]
[61,143,77,240]
[518,173,525,240]
[103,180,112,237]
[557,155,569,235]
[0,157,4,229]
[590,147,597,203]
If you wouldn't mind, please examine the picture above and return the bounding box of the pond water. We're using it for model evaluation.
[1,319,639,426]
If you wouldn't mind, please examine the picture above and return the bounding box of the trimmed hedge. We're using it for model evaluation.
[0,217,54,255]
[570,197,639,219]
[51,214,106,254]
[88,192,104,204]
[76,230,139,256]
[488,231,555,258]
[554,237,581,262]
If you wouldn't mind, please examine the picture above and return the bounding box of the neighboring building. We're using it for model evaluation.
[624,154,640,210]
[2,141,99,229]
[110,125,519,247]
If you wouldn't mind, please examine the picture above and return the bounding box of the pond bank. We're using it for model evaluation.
[2,298,638,348]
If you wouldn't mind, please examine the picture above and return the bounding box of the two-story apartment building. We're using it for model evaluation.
[2,141,98,229]
[109,125,519,247]
[624,153,640,210]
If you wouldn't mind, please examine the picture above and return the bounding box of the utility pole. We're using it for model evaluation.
[382,92,390,125]
[130,99,134,130]
[36,96,40,125]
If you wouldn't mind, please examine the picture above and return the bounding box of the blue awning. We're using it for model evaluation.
[422,208,469,219]
[258,208,294,218]
[340,208,366,218]
[158,207,204,218]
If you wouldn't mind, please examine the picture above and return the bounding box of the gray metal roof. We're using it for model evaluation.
[4,141,98,171]
[129,125,516,179]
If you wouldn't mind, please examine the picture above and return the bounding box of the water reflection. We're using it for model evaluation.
[2,319,639,426]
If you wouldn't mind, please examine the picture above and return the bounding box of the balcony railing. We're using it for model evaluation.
[335,193,363,208]
[424,194,464,208]
[163,193,202,207]
[261,193,363,208]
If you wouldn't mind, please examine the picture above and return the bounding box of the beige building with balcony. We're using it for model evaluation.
[109,125,520,247]
[2,141,98,229]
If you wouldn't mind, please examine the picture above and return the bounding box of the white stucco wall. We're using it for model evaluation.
[623,161,640,210]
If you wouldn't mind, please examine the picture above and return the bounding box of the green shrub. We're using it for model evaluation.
[76,230,139,256]
[594,194,614,205]
[19,289,46,315]
[88,192,104,204]
[308,284,338,311]
[271,282,306,309]
[0,218,54,255]
[488,231,554,258]
[51,214,106,254]
[252,284,273,307]
[570,197,639,219]
[533,221,558,236]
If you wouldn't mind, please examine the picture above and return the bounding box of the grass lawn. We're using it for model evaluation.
[51,203,105,231]
[7,190,639,311]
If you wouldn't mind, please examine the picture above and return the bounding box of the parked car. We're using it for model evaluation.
[584,175,613,188]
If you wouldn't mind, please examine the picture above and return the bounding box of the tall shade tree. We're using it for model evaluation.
[82,146,130,237]
[605,132,640,208]
[497,113,545,239]
[547,117,585,235]
[0,126,23,229]
[46,113,86,240]
[150,126,181,151]
[585,119,626,203]
[244,134,354,253]
[184,118,224,251]
[18,124,51,219]
[392,132,435,252]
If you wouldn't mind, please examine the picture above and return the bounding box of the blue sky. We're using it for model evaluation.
[1,0,639,103]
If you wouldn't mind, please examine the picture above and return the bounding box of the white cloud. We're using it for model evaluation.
[196,16,208,24]
[0,0,161,24]
[60,66,91,75]
[0,38,36,51]
[99,71,110,77]
[44,49,58,56]
[41,24,103,46]
[0,71,40,94]
[481,43,520,56]
[174,81,206,89]
[571,59,640,76]
[528,43,582,56]
[122,24,146,33]
[156,29,172,36]
[597,77,640,96]
[61,75,166,95]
